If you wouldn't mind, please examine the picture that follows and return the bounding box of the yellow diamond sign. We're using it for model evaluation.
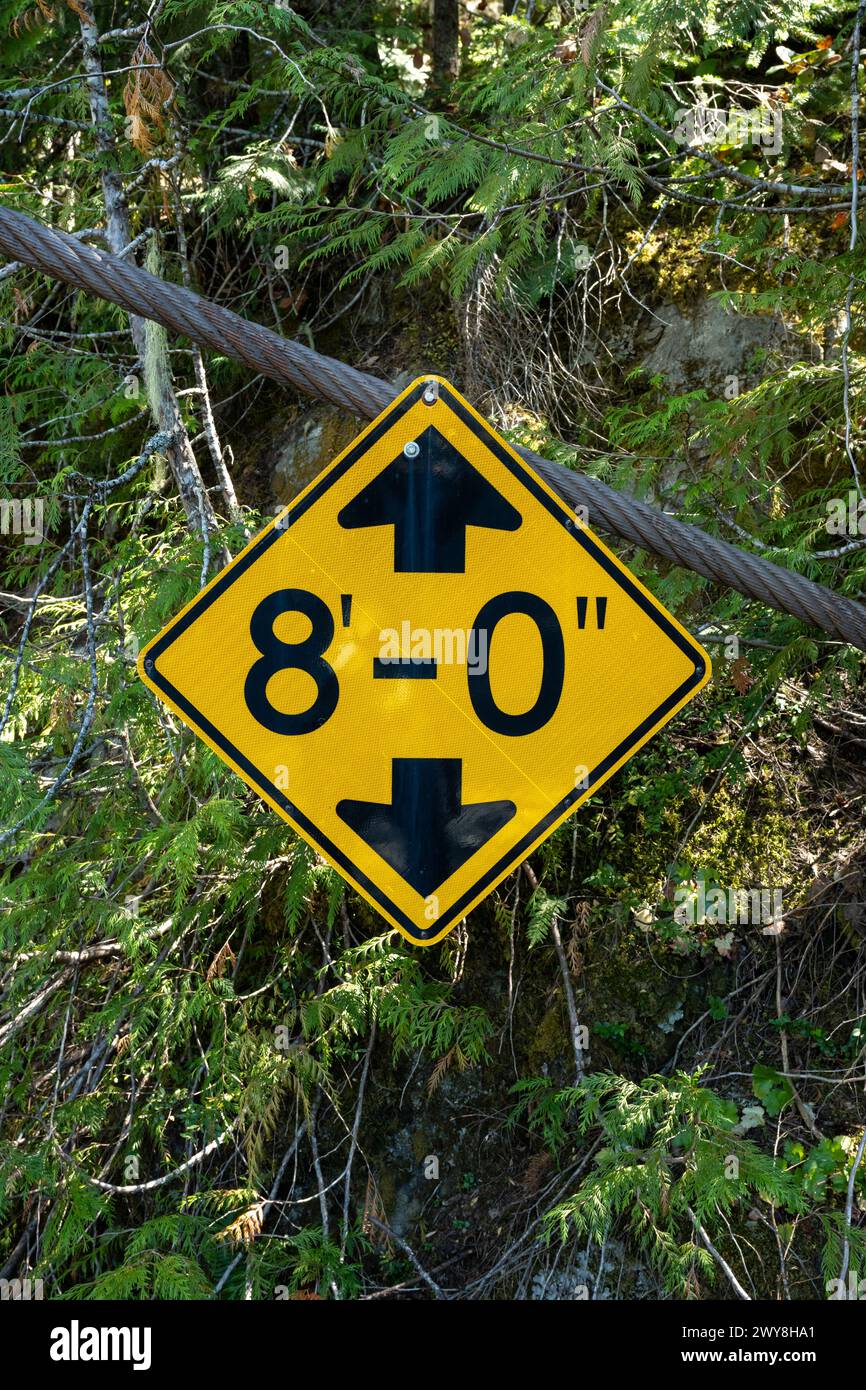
[138,376,710,946]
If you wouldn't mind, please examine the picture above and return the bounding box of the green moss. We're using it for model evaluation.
[620,221,723,307]
[687,788,804,888]
[529,1003,568,1069]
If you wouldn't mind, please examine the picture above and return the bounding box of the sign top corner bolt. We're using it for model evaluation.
[422,379,439,404]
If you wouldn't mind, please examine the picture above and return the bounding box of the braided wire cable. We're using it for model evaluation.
[1,204,864,650]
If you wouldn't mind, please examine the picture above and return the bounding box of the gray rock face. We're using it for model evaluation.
[269,372,429,503]
[639,299,794,394]
[272,405,361,504]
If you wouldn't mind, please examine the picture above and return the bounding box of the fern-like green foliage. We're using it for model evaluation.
[1,0,864,1305]
[513,1070,805,1294]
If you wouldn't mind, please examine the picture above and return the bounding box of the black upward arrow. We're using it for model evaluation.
[337,424,521,572]
[337,758,516,898]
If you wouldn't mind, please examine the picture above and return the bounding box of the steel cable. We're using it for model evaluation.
[1,203,865,650]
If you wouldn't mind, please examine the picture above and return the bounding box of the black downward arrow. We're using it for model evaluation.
[337,424,521,572]
[337,758,516,898]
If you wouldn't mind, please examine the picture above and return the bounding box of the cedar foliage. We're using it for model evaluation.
[0,0,865,1300]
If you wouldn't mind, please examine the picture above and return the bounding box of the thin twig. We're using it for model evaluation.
[688,1206,752,1300]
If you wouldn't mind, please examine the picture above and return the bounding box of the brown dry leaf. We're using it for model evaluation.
[218,1201,265,1246]
[730,655,753,694]
[63,0,90,21]
[125,113,152,156]
[427,1045,456,1095]
[206,939,236,982]
[566,914,584,977]
[522,1150,553,1194]
[279,286,309,315]
[554,37,578,64]
[579,6,608,66]
[12,1,54,35]
[830,211,848,231]
[361,1175,393,1251]
[122,40,175,155]
[12,286,32,323]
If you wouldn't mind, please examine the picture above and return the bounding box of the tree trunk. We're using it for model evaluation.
[77,1,217,536]
[430,0,460,91]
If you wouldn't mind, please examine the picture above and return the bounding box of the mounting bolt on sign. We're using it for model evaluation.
[138,376,711,946]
